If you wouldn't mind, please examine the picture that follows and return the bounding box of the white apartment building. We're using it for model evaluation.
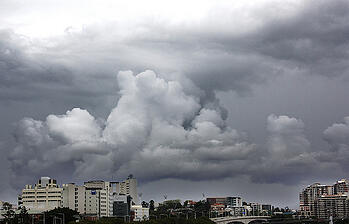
[84,180,111,217]
[114,176,139,204]
[131,205,149,221]
[19,176,139,218]
[62,183,85,214]
[21,177,62,213]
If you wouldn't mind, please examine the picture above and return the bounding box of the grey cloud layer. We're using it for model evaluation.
[1,0,349,194]
[9,70,256,186]
[8,70,349,188]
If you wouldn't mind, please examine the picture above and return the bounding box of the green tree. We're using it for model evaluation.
[142,201,149,208]
[45,207,79,224]
[17,206,31,224]
[2,202,15,224]
[149,200,155,211]
[193,200,210,216]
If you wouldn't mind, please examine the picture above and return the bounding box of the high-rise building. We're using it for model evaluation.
[315,194,349,219]
[84,180,111,217]
[114,175,139,204]
[109,194,131,218]
[299,183,333,217]
[62,183,85,214]
[333,179,349,195]
[21,177,62,213]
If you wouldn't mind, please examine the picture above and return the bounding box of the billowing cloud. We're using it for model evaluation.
[249,115,321,184]
[1,0,349,204]
[9,70,257,186]
[322,117,349,170]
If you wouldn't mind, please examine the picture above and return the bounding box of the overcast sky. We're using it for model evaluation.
[1,0,349,209]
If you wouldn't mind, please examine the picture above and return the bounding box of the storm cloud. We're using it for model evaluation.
[1,0,349,207]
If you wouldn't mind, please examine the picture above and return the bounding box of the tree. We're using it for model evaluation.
[142,201,149,208]
[17,206,31,224]
[193,200,210,217]
[44,207,79,224]
[149,200,155,211]
[2,202,16,224]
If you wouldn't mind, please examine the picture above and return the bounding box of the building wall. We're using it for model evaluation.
[315,195,349,219]
[131,205,149,221]
[84,181,110,217]
[226,197,242,207]
[116,178,138,204]
[21,177,62,213]
[299,183,333,217]
[62,183,85,214]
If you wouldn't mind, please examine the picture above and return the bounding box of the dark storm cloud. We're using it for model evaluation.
[1,0,349,198]
[254,0,349,77]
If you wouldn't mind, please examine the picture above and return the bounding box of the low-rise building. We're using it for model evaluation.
[131,205,149,221]
[109,194,131,218]
[226,197,242,207]
[21,177,62,213]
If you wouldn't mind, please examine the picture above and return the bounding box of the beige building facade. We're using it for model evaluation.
[21,177,62,213]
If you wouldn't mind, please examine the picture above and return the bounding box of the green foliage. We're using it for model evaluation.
[2,202,15,224]
[18,206,31,224]
[149,200,155,211]
[45,207,79,224]
[193,200,210,214]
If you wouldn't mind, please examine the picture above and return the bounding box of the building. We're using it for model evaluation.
[299,183,333,217]
[249,203,262,216]
[19,176,139,218]
[109,194,131,218]
[114,175,139,204]
[229,206,247,216]
[210,203,225,216]
[333,179,349,195]
[21,177,62,213]
[131,205,149,221]
[226,197,242,207]
[84,180,110,217]
[207,198,227,206]
[299,179,349,218]
[261,204,272,216]
[315,194,349,219]
[62,183,85,214]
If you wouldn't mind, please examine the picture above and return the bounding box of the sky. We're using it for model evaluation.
[1,0,349,209]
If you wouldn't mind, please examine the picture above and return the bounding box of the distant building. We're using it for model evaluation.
[84,180,111,217]
[62,183,85,214]
[226,197,242,207]
[131,205,149,221]
[114,176,139,204]
[261,204,272,216]
[333,179,349,195]
[299,183,333,217]
[299,179,349,218]
[207,198,226,206]
[315,194,349,219]
[19,176,139,218]
[21,177,62,213]
[109,194,131,218]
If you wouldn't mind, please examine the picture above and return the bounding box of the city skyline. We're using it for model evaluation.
[1,0,349,210]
